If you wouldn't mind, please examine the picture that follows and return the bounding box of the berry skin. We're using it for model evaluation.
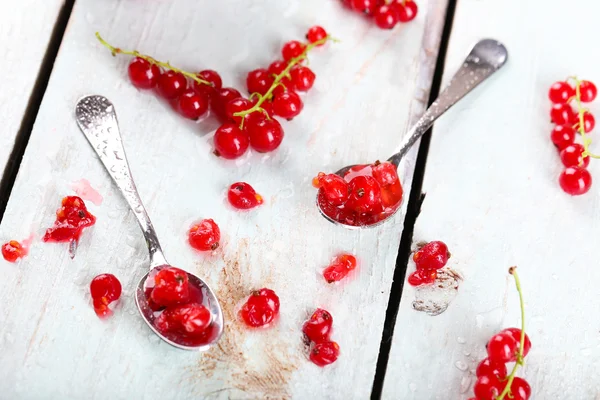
[351,0,378,14]
[560,143,590,168]
[313,173,350,206]
[413,241,450,271]
[574,111,595,133]
[473,374,503,400]
[212,87,243,121]
[290,67,316,92]
[486,331,519,363]
[374,5,399,29]
[303,308,333,343]
[178,89,209,120]
[90,274,122,317]
[157,70,187,100]
[196,69,222,89]
[559,166,592,195]
[150,267,190,308]
[213,123,250,159]
[128,57,160,89]
[372,161,400,187]
[240,288,280,328]
[323,254,357,283]
[228,182,264,210]
[395,0,418,22]
[510,377,532,400]
[579,80,597,103]
[502,327,532,358]
[272,91,304,120]
[309,341,340,367]
[188,219,221,251]
[550,103,577,125]
[155,303,211,337]
[225,97,253,125]
[247,69,274,95]
[306,26,327,45]
[282,40,306,61]
[268,60,288,76]
[2,240,24,262]
[550,124,576,150]
[476,358,507,379]
[247,118,284,153]
[347,175,384,214]
[407,269,437,286]
[548,81,574,104]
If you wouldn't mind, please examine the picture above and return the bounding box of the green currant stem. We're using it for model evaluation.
[232,35,333,125]
[496,267,525,400]
[95,32,211,87]
[569,76,600,160]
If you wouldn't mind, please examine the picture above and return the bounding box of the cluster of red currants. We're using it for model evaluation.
[302,308,340,367]
[407,240,450,286]
[342,0,418,29]
[548,78,597,195]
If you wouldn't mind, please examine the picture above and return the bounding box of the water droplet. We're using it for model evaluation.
[456,336,466,344]
[460,376,472,393]
[455,360,468,371]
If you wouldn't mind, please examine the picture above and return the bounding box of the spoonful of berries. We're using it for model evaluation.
[314,39,508,228]
[75,95,223,350]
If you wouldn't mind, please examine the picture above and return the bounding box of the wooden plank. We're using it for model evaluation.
[382,0,600,399]
[0,0,65,177]
[0,0,447,398]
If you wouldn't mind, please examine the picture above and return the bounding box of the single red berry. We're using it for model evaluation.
[548,81,575,104]
[510,377,532,400]
[150,267,190,308]
[323,254,357,283]
[128,57,160,89]
[550,124,576,150]
[346,175,384,214]
[303,308,333,343]
[310,341,340,367]
[212,87,243,121]
[90,273,122,304]
[574,111,595,133]
[579,80,597,103]
[290,67,316,92]
[372,161,400,187]
[268,60,288,76]
[306,26,327,45]
[178,89,209,120]
[407,269,437,286]
[228,182,264,210]
[2,240,24,262]
[476,358,507,379]
[473,374,503,400]
[559,166,592,195]
[395,0,418,22]
[487,331,519,363]
[247,117,284,152]
[272,91,304,120]
[196,69,222,90]
[157,70,187,100]
[351,0,378,14]
[240,288,280,328]
[155,303,212,337]
[282,40,306,61]
[313,172,350,206]
[247,69,274,96]
[550,103,577,125]
[225,97,253,125]
[413,241,450,270]
[213,123,250,159]
[560,143,590,168]
[188,219,221,251]
[501,327,532,359]
[374,5,399,29]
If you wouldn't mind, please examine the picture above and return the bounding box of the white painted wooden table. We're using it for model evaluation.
[0,0,597,399]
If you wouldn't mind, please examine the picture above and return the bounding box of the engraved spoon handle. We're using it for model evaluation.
[75,95,167,268]
[388,39,508,166]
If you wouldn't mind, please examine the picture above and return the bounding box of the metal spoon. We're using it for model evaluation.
[75,95,223,351]
[318,39,508,229]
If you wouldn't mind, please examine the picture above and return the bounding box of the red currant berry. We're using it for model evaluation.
[560,143,590,168]
[374,5,399,29]
[579,80,597,103]
[501,327,532,358]
[574,111,595,133]
[196,69,222,89]
[155,303,211,337]
[407,269,437,286]
[413,241,450,270]
[268,60,288,76]
[395,0,418,22]
[128,57,160,89]
[476,358,507,379]
[213,123,250,159]
[312,172,350,206]
[43,196,96,243]
[372,161,400,187]
[351,0,378,14]
[90,273,122,304]
[306,26,327,45]
[550,103,577,125]
[282,40,306,61]
[225,97,253,125]
[228,182,264,210]
[150,267,190,308]
[559,166,592,195]
[240,288,280,327]
[303,308,333,343]
[247,69,274,96]
[487,331,519,363]
[310,341,340,367]
[510,377,532,400]
[347,175,384,214]
[273,91,304,120]
[548,81,574,104]
[247,117,284,152]
[550,124,576,150]
[188,219,221,251]
[157,70,187,100]
[2,240,24,262]
[178,89,209,120]
[212,87,242,121]
[323,254,357,283]
[473,374,503,400]
[290,67,316,92]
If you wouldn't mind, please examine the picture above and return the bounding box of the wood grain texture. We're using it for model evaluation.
[0,0,446,398]
[382,0,600,398]
[0,0,64,175]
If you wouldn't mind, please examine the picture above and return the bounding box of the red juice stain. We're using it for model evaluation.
[43,196,96,244]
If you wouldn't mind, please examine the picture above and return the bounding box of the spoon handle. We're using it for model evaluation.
[388,39,508,167]
[75,95,167,268]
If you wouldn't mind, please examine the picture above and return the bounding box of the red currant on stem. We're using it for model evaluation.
[282,40,306,61]
[272,91,304,120]
[212,87,243,122]
[350,0,378,14]
[306,26,327,45]
[290,67,316,92]
[574,110,595,133]
[550,124,575,150]
[560,143,590,168]
[374,5,399,29]
[225,97,253,125]
[559,166,592,195]
[213,123,249,159]
[227,182,264,210]
[178,89,209,120]
[548,81,574,104]
[157,70,187,99]
[579,80,597,103]
[247,69,274,96]
[128,57,160,89]
[395,0,418,22]
[550,103,576,124]
[247,117,285,152]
